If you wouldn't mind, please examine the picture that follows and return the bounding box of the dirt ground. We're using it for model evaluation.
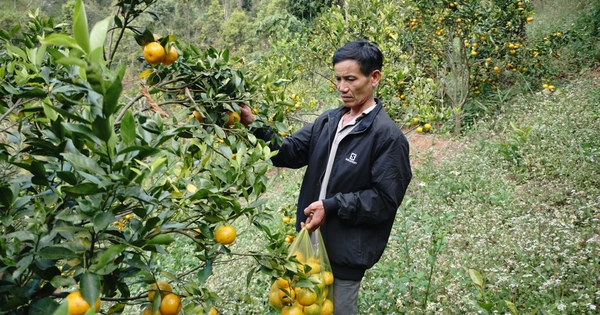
[405,130,462,169]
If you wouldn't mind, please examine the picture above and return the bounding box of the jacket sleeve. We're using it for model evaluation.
[322,133,412,226]
[255,122,315,169]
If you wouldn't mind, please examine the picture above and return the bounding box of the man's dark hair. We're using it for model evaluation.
[332,41,383,76]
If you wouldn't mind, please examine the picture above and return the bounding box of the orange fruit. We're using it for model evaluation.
[306,262,321,275]
[424,123,432,131]
[291,251,306,264]
[226,111,240,126]
[470,50,477,57]
[143,42,166,65]
[281,305,304,315]
[162,45,178,66]
[268,291,283,310]
[296,288,317,306]
[304,303,322,315]
[191,110,204,123]
[214,225,236,245]
[276,277,290,288]
[207,306,217,315]
[148,281,173,301]
[321,299,333,315]
[416,126,423,133]
[66,291,100,315]
[142,306,162,315]
[159,293,181,315]
[321,271,334,285]
[278,287,296,304]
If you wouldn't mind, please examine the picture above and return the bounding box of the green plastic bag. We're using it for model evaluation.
[268,227,334,315]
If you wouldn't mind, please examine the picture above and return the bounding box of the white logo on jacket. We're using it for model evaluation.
[345,153,357,164]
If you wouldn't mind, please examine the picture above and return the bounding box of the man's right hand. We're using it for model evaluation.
[239,104,255,128]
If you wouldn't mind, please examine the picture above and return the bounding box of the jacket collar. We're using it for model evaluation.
[328,98,382,133]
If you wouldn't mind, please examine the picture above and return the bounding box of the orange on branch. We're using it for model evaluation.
[159,294,181,315]
[142,306,162,315]
[162,45,178,66]
[148,281,173,301]
[226,111,241,126]
[66,291,100,315]
[143,42,166,65]
[214,225,236,245]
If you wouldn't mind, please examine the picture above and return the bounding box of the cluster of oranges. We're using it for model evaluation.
[542,83,555,91]
[142,39,178,66]
[142,282,183,315]
[188,109,240,127]
[268,251,334,315]
[112,213,134,230]
[411,118,432,133]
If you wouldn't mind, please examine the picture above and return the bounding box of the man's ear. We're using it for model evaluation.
[371,70,382,86]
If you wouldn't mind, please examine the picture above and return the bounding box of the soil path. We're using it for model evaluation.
[405,131,462,169]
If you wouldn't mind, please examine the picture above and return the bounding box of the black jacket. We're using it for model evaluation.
[263,98,412,280]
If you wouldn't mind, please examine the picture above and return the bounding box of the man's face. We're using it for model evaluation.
[334,59,380,109]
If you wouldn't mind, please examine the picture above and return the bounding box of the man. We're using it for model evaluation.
[241,41,412,314]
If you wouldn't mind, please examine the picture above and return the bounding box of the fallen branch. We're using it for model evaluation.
[140,87,169,118]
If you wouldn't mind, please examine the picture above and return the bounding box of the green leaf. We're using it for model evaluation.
[80,272,100,307]
[29,297,60,315]
[36,44,47,68]
[73,0,90,54]
[49,299,69,315]
[62,183,101,197]
[120,110,136,145]
[50,275,77,288]
[146,234,174,245]
[6,44,27,60]
[56,171,78,185]
[468,268,484,290]
[93,212,116,232]
[89,17,110,61]
[56,57,86,67]
[38,246,78,260]
[62,123,101,144]
[103,66,124,117]
[0,187,14,210]
[92,116,113,142]
[41,34,82,51]
[505,300,519,315]
[43,100,58,121]
[92,244,126,272]
[197,260,212,286]
[62,152,106,175]
[113,15,122,28]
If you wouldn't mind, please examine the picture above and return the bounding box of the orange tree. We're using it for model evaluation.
[292,0,566,133]
[0,0,290,314]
